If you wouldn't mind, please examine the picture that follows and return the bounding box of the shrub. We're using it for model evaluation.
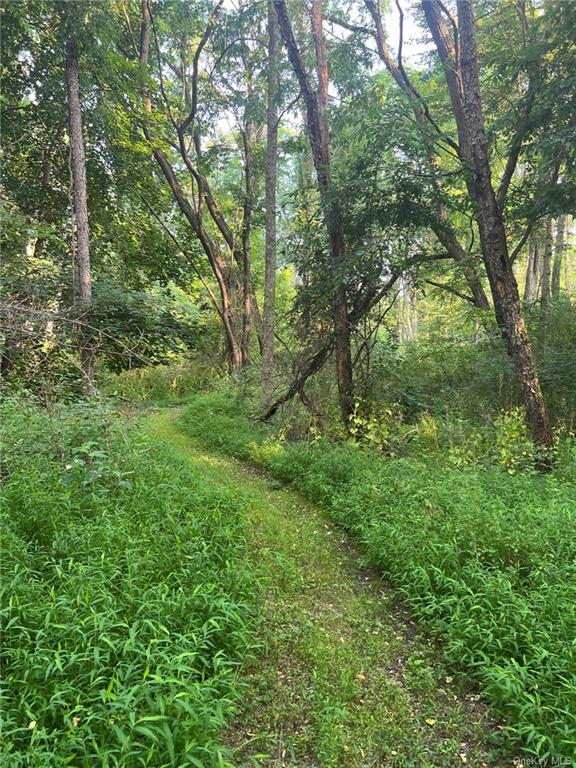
[102,362,222,403]
[1,397,259,767]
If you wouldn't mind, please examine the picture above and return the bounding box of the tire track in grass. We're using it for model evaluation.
[145,409,511,768]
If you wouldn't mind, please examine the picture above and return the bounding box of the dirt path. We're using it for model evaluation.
[145,409,508,768]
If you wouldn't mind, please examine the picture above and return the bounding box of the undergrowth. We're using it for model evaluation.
[0,395,259,767]
[182,392,576,763]
[101,362,222,403]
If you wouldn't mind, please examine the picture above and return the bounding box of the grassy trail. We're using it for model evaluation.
[145,409,507,768]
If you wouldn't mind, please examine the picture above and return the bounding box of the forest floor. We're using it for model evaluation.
[145,409,511,768]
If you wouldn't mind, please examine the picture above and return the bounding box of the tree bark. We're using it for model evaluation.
[429,0,553,456]
[240,126,254,367]
[551,214,565,299]
[261,0,279,408]
[564,216,573,296]
[540,217,554,309]
[274,0,353,427]
[523,234,540,306]
[263,342,333,421]
[538,216,554,356]
[65,36,94,389]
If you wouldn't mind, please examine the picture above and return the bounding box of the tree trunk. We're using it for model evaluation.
[551,214,565,299]
[65,36,94,389]
[311,0,353,425]
[523,235,540,306]
[432,220,490,309]
[540,217,554,309]
[564,215,573,297]
[400,277,418,342]
[261,0,279,408]
[240,126,254,367]
[451,0,553,456]
[538,216,554,356]
[274,0,353,426]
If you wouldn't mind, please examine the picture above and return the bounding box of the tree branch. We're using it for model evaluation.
[180,0,224,135]
[424,279,475,304]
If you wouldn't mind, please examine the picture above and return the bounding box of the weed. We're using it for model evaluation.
[1,397,259,767]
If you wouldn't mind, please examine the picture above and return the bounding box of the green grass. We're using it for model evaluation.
[5,391,572,765]
[148,409,506,767]
[1,397,259,767]
[180,392,576,764]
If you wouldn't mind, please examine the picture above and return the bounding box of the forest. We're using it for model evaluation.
[1,0,576,765]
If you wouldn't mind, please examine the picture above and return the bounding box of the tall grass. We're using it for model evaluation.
[182,393,576,762]
[1,396,259,767]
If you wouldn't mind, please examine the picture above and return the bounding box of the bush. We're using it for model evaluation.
[356,299,576,429]
[182,393,576,762]
[102,362,222,403]
[1,396,259,767]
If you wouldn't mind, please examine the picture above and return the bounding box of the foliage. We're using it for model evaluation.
[103,361,223,403]
[349,295,576,437]
[181,393,576,762]
[0,397,260,767]
[90,282,213,373]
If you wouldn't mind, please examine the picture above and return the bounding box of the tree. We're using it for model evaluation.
[355,0,490,311]
[0,1,213,388]
[274,0,353,426]
[136,0,263,371]
[524,234,540,307]
[421,0,553,458]
[65,30,94,387]
[261,0,279,408]
[538,216,554,356]
[552,215,566,299]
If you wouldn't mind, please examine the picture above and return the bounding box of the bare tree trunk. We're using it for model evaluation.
[274,0,353,427]
[65,36,94,389]
[552,214,565,299]
[240,126,254,367]
[540,218,554,307]
[400,277,418,342]
[564,215,573,297]
[436,0,553,456]
[538,216,554,356]
[261,0,279,408]
[523,235,540,306]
